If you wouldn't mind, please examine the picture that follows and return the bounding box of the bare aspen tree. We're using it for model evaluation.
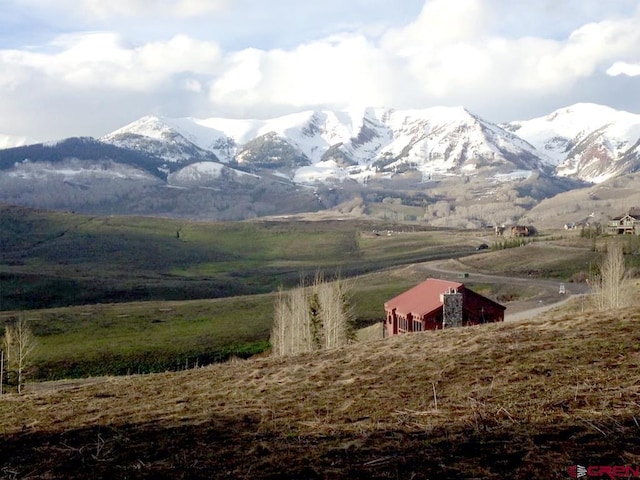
[316,281,336,348]
[313,272,356,349]
[270,274,355,357]
[3,317,37,394]
[270,283,313,356]
[315,276,355,349]
[590,242,631,311]
[290,283,312,354]
[2,325,13,393]
[270,288,287,356]
[337,277,357,344]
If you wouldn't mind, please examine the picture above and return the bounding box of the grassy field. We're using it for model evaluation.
[6,204,638,383]
[0,273,419,381]
[5,296,273,380]
[1,301,638,479]
[0,205,481,380]
[0,204,478,310]
[2,205,639,477]
[463,234,640,281]
[2,205,631,381]
[1,205,440,380]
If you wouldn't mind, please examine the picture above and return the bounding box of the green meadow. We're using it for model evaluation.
[1,205,474,310]
[1,205,478,380]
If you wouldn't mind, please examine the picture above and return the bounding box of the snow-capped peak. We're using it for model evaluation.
[104,115,175,141]
[504,103,640,182]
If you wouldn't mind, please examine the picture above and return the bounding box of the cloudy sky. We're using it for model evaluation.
[2,0,640,141]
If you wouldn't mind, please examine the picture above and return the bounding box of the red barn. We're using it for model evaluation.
[383,278,505,337]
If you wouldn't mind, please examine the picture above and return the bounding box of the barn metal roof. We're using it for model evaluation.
[384,278,464,318]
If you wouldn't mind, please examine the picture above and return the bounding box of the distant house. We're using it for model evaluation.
[511,225,532,237]
[383,278,506,337]
[607,208,640,235]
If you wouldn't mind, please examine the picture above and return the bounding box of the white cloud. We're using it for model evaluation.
[0,32,221,91]
[206,1,640,115]
[607,61,640,77]
[377,2,640,98]
[382,0,490,55]
[2,0,640,139]
[183,78,203,93]
[210,34,397,110]
[136,35,222,76]
[212,49,264,100]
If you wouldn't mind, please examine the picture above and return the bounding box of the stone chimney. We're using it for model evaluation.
[441,287,463,328]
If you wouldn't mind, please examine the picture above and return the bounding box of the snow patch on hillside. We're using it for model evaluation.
[168,161,260,185]
[493,170,533,182]
[7,159,156,180]
[293,161,350,183]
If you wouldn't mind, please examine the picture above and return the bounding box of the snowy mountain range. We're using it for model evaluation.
[1,103,639,222]
[102,106,549,183]
[96,103,640,185]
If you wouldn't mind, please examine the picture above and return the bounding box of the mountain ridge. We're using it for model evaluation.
[99,103,640,184]
[0,103,638,223]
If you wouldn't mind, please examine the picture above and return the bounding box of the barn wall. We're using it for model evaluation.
[463,290,505,325]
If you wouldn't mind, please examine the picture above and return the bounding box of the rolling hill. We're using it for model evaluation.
[1,305,638,479]
[0,204,481,311]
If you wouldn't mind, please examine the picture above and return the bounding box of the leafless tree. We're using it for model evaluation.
[314,274,355,349]
[1,350,4,397]
[270,274,355,357]
[590,242,632,311]
[3,317,37,394]
[271,284,313,356]
[2,325,13,395]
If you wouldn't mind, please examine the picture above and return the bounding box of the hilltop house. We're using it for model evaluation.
[607,208,640,235]
[383,278,505,337]
[495,225,535,237]
[511,225,532,237]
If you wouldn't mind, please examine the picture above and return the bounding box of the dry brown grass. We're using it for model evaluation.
[454,241,598,279]
[1,307,639,479]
